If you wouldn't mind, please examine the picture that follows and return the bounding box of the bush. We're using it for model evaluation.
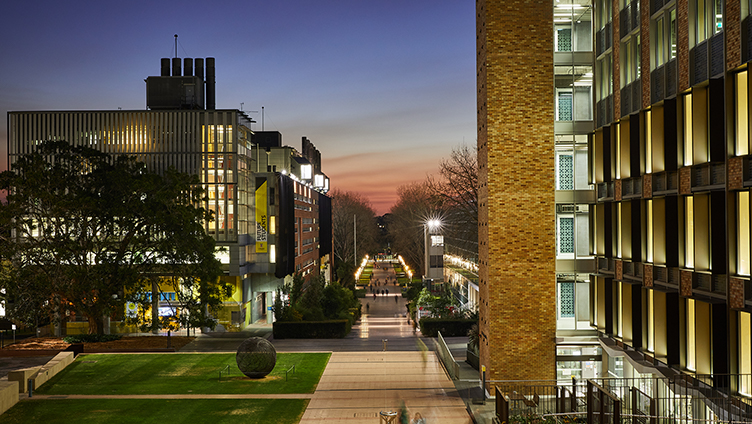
[418,318,476,337]
[63,334,122,343]
[273,320,350,339]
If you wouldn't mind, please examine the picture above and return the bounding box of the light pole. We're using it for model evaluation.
[424,219,443,287]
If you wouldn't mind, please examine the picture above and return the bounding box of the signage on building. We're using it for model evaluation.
[255,181,268,252]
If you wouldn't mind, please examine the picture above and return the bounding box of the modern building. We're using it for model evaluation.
[588,0,752,397]
[6,57,332,333]
[476,0,558,381]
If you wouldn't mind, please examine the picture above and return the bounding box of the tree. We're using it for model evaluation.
[330,189,379,279]
[387,181,440,276]
[426,144,478,260]
[0,140,223,334]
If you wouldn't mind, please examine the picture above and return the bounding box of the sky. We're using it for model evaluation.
[0,0,476,215]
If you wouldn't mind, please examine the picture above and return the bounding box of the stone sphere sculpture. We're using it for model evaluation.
[235,337,277,378]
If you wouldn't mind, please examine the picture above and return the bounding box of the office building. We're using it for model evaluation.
[6,57,331,333]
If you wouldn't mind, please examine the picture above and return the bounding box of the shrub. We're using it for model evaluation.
[418,318,476,337]
[63,334,122,343]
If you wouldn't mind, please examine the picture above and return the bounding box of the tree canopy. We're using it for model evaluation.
[0,140,223,334]
[330,189,379,284]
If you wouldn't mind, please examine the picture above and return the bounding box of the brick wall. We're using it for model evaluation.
[679,166,692,195]
[727,0,742,71]
[641,0,651,109]
[680,270,693,297]
[613,0,621,120]
[729,277,746,309]
[477,0,556,381]
[678,0,690,92]
[729,156,744,190]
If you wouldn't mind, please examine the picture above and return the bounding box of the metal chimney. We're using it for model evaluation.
[183,58,193,76]
[206,57,215,110]
[172,58,181,76]
[195,58,205,109]
[161,58,170,76]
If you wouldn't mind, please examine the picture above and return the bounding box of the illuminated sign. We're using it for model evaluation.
[256,181,268,253]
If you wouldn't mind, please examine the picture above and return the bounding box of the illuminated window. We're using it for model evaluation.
[645,110,653,173]
[737,71,749,156]
[648,290,655,352]
[684,94,693,166]
[739,192,750,276]
[741,312,751,395]
[647,200,654,262]
[270,244,276,263]
[687,299,696,371]
[269,215,276,235]
[686,196,695,269]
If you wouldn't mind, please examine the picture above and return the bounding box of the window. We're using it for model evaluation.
[557,26,573,52]
[557,152,575,190]
[714,0,723,34]
[560,281,575,318]
[622,36,641,86]
[695,0,723,45]
[596,0,612,30]
[740,311,751,396]
[557,90,574,121]
[558,216,575,256]
[646,199,654,263]
[739,191,750,276]
[655,15,665,67]
[597,55,613,100]
[647,290,655,352]
[653,8,677,68]
[670,9,678,59]
[687,299,696,371]
[684,93,693,166]
[645,110,653,173]
[554,4,592,52]
[686,196,695,269]
[737,71,749,156]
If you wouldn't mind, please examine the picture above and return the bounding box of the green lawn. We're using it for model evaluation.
[0,399,308,424]
[34,352,330,395]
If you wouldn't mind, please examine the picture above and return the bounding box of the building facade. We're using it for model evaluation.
[590,0,752,397]
[476,0,558,381]
[6,58,332,333]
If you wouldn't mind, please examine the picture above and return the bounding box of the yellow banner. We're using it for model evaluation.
[255,181,268,253]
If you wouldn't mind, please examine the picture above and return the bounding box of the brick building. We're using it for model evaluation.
[588,0,752,402]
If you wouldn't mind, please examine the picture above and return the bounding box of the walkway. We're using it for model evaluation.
[5,259,482,422]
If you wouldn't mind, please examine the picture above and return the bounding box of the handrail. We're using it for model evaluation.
[218,364,231,381]
[285,364,296,381]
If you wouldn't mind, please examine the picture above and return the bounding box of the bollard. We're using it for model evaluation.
[28,379,32,397]
[382,339,388,351]
[481,365,486,404]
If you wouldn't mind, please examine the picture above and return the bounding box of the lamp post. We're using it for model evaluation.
[424,219,443,287]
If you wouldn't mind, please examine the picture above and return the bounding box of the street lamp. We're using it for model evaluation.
[424,218,444,285]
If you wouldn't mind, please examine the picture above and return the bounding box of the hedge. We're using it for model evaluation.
[272,320,351,339]
[418,318,477,337]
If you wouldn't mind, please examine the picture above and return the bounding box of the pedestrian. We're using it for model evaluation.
[366,303,370,313]
[374,292,377,299]
[381,289,385,296]
[410,412,426,424]
[395,296,398,304]
[386,289,389,295]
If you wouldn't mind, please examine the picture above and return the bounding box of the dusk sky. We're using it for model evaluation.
[0,0,476,215]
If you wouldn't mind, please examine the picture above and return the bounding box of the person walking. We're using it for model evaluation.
[366,303,370,313]
[410,412,426,424]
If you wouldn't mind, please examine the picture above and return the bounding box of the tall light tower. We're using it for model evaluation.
[423,219,444,287]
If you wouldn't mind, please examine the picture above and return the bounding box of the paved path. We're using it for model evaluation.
[300,351,470,424]
[4,260,481,422]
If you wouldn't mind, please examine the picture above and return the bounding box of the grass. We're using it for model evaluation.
[0,399,308,424]
[34,352,330,395]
